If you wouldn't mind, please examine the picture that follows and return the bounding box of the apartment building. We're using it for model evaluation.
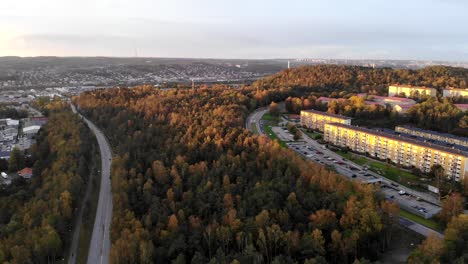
[443,88,468,98]
[300,110,351,132]
[388,85,437,97]
[324,123,468,181]
[396,126,468,148]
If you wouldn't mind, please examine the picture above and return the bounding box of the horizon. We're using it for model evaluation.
[1,55,468,64]
[1,0,468,60]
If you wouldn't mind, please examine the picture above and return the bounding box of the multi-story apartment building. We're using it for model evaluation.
[300,110,351,132]
[324,123,468,181]
[443,88,468,98]
[396,126,468,148]
[388,85,437,97]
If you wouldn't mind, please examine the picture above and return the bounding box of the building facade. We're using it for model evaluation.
[443,88,468,98]
[300,110,351,132]
[396,126,468,148]
[388,85,437,97]
[324,123,468,181]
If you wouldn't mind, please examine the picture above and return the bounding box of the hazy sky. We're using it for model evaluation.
[1,0,468,60]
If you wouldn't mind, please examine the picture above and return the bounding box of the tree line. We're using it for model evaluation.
[0,101,96,263]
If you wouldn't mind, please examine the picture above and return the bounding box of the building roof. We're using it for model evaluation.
[396,125,468,144]
[455,104,468,111]
[365,101,385,106]
[23,125,41,133]
[6,119,19,126]
[326,123,468,157]
[301,109,352,120]
[371,96,416,104]
[18,168,33,177]
[390,85,436,90]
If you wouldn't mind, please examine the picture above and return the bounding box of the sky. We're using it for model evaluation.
[1,0,468,60]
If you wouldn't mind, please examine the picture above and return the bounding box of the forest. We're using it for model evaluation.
[74,86,401,263]
[0,101,96,263]
[253,65,468,96]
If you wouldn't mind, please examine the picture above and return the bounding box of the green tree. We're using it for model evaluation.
[8,146,24,172]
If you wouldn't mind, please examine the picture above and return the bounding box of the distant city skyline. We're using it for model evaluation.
[1,0,468,61]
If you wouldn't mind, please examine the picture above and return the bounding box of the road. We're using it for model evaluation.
[71,104,113,264]
[247,108,444,238]
[246,107,268,134]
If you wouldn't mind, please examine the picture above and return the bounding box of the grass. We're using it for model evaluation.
[400,209,443,232]
[261,113,280,123]
[305,131,323,140]
[334,150,427,191]
[264,125,287,147]
[251,122,258,134]
[335,150,368,166]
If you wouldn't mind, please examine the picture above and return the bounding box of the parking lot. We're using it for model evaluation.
[286,140,441,219]
[272,126,294,141]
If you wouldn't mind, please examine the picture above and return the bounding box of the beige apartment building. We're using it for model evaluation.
[300,110,351,132]
[324,123,468,181]
[388,85,437,97]
[396,126,468,148]
[443,88,468,98]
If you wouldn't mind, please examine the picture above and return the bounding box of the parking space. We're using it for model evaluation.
[272,126,294,141]
[285,140,441,219]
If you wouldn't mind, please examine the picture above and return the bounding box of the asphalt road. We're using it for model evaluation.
[247,108,444,238]
[71,104,113,264]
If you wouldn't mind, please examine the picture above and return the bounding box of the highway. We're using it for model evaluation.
[246,108,444,238]
[71,104,113,264]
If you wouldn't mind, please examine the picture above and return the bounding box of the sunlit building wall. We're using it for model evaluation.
[388,85,437,97]
[324,123,468,181]
[300,110,351,132]
[442,88,468,98]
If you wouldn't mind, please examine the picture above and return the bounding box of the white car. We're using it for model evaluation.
[398,190,406,195]
[306,154,314,158]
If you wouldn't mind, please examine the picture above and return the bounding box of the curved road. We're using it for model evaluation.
[71,104,113,264]
[246,107,443,238]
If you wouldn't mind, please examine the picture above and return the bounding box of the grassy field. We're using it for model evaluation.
[264,125,287,147]
[304,131,323,140]
[261,113,280,123]
[400,209,443,232]
[335,150,369,166]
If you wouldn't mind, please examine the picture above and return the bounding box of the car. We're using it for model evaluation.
[398,190,406,195]
[351,174,357,178]
[391,183,399,187]
[306,154,314,158]
[390,195,395,199]
[316,151,323,155]
[337,161,345,165]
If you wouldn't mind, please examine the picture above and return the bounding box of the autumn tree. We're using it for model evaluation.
[439,192,464,224]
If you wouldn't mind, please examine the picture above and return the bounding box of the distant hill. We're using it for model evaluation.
[252,65,468,94]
